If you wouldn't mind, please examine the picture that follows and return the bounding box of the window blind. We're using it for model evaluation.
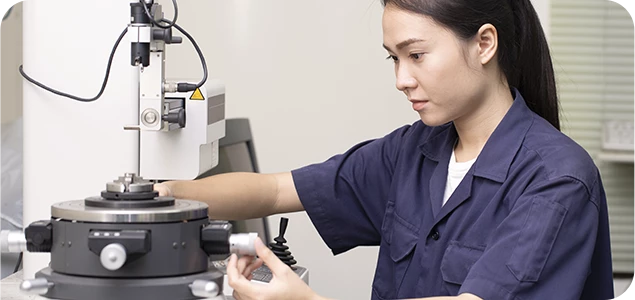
[551,0,634,273]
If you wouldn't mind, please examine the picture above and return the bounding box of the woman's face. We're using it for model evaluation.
[382,5,490,126]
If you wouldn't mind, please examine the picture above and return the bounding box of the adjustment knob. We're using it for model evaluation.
[163,108,186,128]
[230,233,258,256]
[20,278,53,295]
[190,280,219,298]
[100,243,127,271]
[1,230,27,253]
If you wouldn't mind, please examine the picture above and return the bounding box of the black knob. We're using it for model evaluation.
[269,217,296,268]
[201,221,232,255]
[25,220,53,253]
[163,108,186,128]
[153,28,182,44]
[171,36,183,44]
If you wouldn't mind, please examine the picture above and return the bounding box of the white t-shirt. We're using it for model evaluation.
[442,150,476,206]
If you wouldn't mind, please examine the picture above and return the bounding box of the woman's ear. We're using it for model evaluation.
[475,23,498,66]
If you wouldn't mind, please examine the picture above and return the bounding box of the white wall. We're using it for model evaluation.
[159,1,554,299]
[0,2,22,126]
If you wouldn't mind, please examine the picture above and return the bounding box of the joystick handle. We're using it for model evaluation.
[270,217,296,268]
[275,217,288,244]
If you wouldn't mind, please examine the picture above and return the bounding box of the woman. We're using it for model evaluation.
[156,0,614,299]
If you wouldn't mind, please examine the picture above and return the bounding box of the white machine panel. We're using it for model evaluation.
[140,80,226,180]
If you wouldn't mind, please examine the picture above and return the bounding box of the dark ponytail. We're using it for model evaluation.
[381,0,560,130]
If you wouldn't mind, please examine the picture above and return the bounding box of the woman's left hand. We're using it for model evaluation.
[227,237,323,300]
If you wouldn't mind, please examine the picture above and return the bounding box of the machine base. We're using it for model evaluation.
[35,267,224,300]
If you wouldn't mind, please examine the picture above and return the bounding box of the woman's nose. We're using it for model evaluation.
[395,67,417,92]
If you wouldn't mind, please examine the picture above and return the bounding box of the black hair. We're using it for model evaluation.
[381,0,560,130]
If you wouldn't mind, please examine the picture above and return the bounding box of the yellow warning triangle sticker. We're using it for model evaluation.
[190,88,205,100]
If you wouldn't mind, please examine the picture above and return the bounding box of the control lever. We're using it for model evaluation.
[270,217,296,268]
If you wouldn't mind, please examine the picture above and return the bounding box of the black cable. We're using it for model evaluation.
[19,27,129,102]
[142,0,178,29]
[20,0,202,99]
[163,18,208,89]
[14,252,23,273]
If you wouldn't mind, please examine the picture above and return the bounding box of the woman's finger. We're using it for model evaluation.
[227,254,249,288]
[227,254,262,299]
[253,238,289,275]
[243,258,264,278]
[236,256,254,277]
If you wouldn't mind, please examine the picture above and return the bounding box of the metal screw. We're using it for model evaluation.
[67,241,72,247]
[61,242,65,247]
[173,242,178,249]
[181,242,186,248]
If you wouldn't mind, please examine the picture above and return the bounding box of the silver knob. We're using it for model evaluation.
[0,230,27,253]
[20,278,53,295]
[190,280,220,298]
[100,243,127,271]
[229,233,258,256]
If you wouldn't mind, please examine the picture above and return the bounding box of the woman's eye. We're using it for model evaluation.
[411,53,423,60]
[386,55,398,62]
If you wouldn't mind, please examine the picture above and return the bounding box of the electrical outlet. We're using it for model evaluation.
[603,120,634,151]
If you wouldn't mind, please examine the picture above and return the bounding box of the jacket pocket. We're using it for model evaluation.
[374,210,419,300]
[440,241,485,295]
[506,197,567,282]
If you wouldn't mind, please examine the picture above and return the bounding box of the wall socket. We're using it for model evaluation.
[603,120,634,151]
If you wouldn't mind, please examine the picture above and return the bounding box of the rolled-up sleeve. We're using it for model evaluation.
[459,176,600,300]
[291,125,413,255]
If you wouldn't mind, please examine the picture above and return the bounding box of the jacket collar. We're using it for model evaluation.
[418,87,535,183]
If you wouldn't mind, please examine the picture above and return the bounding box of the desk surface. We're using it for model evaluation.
[1,271,39,300]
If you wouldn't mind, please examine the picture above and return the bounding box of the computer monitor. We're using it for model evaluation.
[196,118,271,243]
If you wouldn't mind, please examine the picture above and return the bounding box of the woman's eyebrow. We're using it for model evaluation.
[383,38,426,52]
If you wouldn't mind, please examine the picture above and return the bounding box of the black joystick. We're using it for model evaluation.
[270,217,296,268]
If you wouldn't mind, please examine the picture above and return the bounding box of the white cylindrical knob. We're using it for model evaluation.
[0,230,27,253]
[229,233,258,256]
[190,280,220,298]
[100,243,127,271]
[20,278,53,295]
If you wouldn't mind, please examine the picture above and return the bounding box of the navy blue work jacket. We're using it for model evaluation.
[292,89,614,300]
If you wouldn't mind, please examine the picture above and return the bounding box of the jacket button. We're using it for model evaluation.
[431,231,440,240]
